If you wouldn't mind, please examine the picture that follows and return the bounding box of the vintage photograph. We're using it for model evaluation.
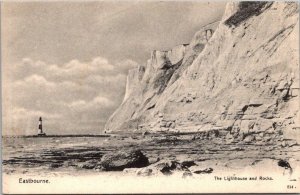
[2,1,300,193]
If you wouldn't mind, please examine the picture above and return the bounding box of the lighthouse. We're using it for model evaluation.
[37,117,46,136]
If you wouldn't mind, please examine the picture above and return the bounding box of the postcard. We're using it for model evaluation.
[2,1,300,194]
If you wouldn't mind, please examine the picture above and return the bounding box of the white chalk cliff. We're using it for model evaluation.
[105,2,299,139]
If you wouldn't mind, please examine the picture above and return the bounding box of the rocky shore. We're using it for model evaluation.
[3,131,300,179]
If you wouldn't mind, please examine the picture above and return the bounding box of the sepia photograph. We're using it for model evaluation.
[2,1,300,193]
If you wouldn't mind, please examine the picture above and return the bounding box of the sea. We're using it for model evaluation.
[3,133,299,177]
[2,135,122,175]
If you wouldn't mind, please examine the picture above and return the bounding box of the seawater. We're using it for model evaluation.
[2,136,112,174]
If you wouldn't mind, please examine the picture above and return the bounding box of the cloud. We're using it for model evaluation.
[69,95,115,112]
[23,74,56,87]
[3,57,138,135]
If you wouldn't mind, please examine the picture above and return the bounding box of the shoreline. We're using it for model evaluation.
[2,134,111,138]
[3,131,300,193]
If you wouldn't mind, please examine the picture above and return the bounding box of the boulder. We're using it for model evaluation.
[193,167,213,174]
[181,160,197,168]
[277,159,291,169]
[139,160,189,176]
[99,150,149,171]
[155,160,184,175]
[277,159,293,176]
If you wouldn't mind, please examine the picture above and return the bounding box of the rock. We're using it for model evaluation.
[253,119,275,133]
[193,167,213,174]
[263,135,272,142]
[277,159,294,176]
[240,120,255,134]
[232,132,239,139]
[137,168,153,176]
[156,161,183,175]
[99,150,149,171]
[244,135,255,143]
[226,139,234,144]
[226,132,233,139]
[181,160,197,168]
[142,131,150,136]
[78,161,97,169]
[255,135,263,141]
[208,130,220,138]
[254,141,265,145]
[123,168,140,174]
[148,157,160,164]
[49,163,63,169]
[281,140,287,147]
[286,140,297,147]
[232,146,244,151]
[265,128,275,134]
[145,160,187,176]
[182,171,193,178]
[278,159,292,169]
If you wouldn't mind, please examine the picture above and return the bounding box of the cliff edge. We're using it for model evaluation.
[105,2,299,142]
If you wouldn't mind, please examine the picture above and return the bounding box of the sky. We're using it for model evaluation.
[2,1,226,135]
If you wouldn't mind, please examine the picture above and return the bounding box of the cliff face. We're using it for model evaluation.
[105,2,299,138]
[105,22,218,131]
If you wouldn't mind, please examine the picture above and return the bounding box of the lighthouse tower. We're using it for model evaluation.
[37,117,46,136]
